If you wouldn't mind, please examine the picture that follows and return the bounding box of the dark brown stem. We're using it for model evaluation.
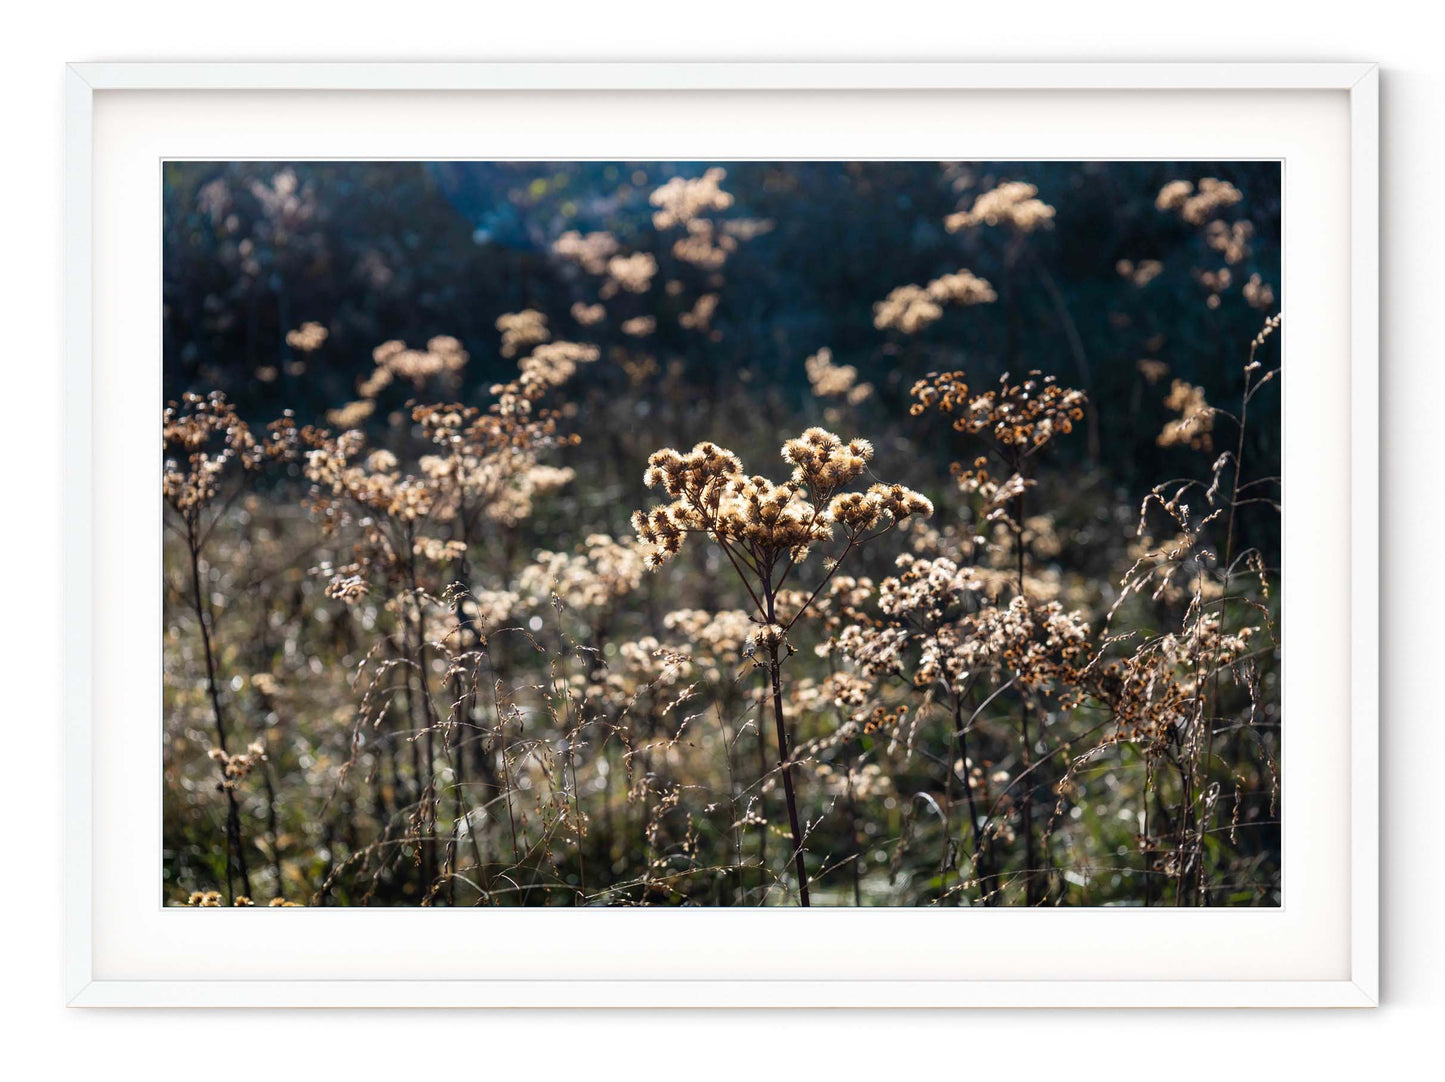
[952,694,993,905]
[843,744,863,907]
[766,643,809,906]
[754,689,769,895]
[261,765,283,895]
[185,519,251,902]
[1013,483,1039,906]
[403,542,440,895]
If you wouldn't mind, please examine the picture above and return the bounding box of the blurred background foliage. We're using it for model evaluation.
[164,160,1280,497]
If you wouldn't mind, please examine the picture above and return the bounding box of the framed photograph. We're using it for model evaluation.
[65,61,1378,1007]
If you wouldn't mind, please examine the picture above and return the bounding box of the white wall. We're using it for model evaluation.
[4,3,1438,1076]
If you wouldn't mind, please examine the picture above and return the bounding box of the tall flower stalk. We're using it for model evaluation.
[908,370,1086,903]
[163,391,287,902]
[632,429,931,904]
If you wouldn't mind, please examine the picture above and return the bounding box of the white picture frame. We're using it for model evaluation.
[65,61,1379,1009]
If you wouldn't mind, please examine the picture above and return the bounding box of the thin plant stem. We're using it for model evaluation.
[766,640,810,907]
[185,518,251,902]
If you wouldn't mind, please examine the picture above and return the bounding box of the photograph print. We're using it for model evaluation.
[162,160,1282,907]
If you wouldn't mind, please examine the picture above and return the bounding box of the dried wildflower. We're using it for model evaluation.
[584,635,696,708]
[632,427,928,905]
[926,268,998,306]
[909,370,1086,453]
[520,534,648,614]
[836,556,1090,705]
[650,167,734,230]
[357,363,394,399]
[305,330,590,610]
[413,536,468,563]
[209,739,267,790]
[325,572,369,604]
[838,557,1086,707]
[1196,267,1233,309]
[1157,380,1214,451]
[678,293,720,333]
[1155,180,1194,213]
[163,391,261,516]
[804,347,873,405]
[1137,359,1170,385]
[874,269,996,334]
[509,341,600,396]
[603,252,658,296]
[284,320,329,352]
[1243,273,1276,311]
[661,608,756,682]
[552,230,620,275]
[671,219,738,269]
[571,301,606,326]
[496,309,550,358]
[1157,177,1243,226]
[873,284,943,334]
[368,334,470,389]
[945,181,1056,233]
[1116,259,1164,287]
[1205,219,1253,265]
[325,399,376,429]
[621,315,656,338]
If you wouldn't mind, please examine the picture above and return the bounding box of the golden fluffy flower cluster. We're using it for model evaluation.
[1116,259,1164,287]
[649,167,734,230]
[825,485,935,534]
[781,427,872,497]
[1157,379,1214,451]
[945,181,1056,233]
[1090,611,1254,749]
[552,229,620,275]
[1243,273,1276,311]
[602,252,658,297]
[678,293,720,333]
[631,430,932,570]
[284,320,329,352]
[163,391,263,514]
[662,608,755,667]
[909,371,1087,452]
[208,739,267,789]
[1196,267,1232,309]
[520,533,648,614]
[371,335,470,388]
[672,219,738,269]
[839,561,1091,699]
[1205,219,1254,265]
[1137,359,1170,385]
[324,571,369,604]
[505,341,601,398]
[1156,177,1243,226]
[571,301,607,326]
[804,347,873,405]
[325,399,376,429]
[873,269,997,334]
[496,309,550,358]
[305,331,590,565]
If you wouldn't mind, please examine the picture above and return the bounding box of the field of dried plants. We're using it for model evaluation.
[164,161,1281,906]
